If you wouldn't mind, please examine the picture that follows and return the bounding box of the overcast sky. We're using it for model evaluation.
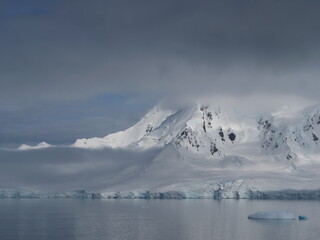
[1,0,320,147]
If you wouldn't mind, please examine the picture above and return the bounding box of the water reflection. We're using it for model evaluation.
[0,199,319,240]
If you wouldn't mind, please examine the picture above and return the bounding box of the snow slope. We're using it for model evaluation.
[72,106,174,149]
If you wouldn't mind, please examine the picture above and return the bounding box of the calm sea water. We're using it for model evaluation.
[0,199,319,240]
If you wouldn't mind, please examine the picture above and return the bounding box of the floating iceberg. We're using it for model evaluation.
[248,210,295,220]
[299,216,308,220]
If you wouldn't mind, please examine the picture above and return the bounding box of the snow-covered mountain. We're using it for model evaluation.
[10,103,320,199]
[72,103,320,168]
[73,104,240,153]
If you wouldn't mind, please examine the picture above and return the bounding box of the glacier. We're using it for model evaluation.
[4,103,320,199]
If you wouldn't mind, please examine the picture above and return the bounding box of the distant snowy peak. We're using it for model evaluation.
[72,105,175,149]
[18,142,53,151]
[72,104,241,157]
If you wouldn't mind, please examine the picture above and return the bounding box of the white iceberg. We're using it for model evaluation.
[248,210,295,220]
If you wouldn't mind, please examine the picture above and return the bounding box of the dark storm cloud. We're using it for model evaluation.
[1,0,320,104]
[1,0,320,146]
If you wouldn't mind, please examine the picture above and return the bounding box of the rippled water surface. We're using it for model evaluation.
[0,199,319,240]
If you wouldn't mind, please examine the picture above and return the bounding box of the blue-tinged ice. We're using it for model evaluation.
[248,210,295,220]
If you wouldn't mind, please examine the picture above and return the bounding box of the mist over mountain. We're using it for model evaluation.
[2,101,320,199]
[2,0,320,199]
